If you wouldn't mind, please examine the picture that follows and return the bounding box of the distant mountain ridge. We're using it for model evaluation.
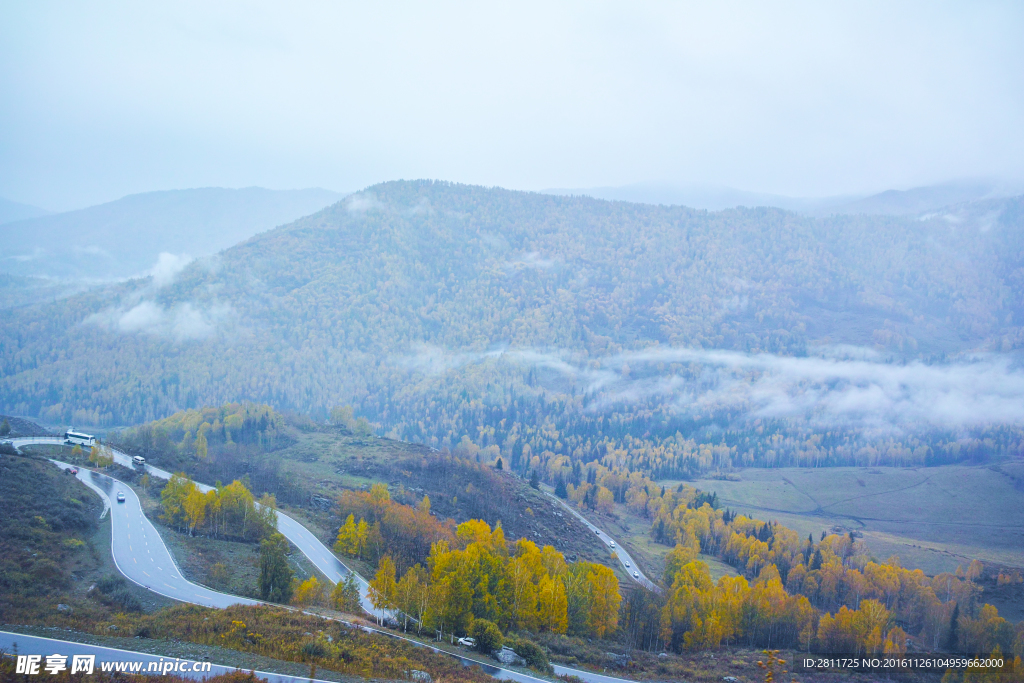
[545,179,1023,216]
[0,196,50,224]
[824,180,1022,216]
[0,186,345,281]
[542,182,841,212]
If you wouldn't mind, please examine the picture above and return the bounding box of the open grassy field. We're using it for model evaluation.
[4,624,376,683]
[655,461,1024,576]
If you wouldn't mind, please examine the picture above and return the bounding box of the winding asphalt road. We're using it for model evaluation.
[11,437,381,616]
[59,461,257,608]
[9,437,636,683]
[539,485,660,593]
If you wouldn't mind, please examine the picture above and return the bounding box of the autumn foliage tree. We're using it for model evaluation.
[415,520,619,639]
[331,572,363,613]
[334,484,455,571]
[292,576,325,606]
[369,555,398,617]
[160,474,277,541]
[656,501,1018,656]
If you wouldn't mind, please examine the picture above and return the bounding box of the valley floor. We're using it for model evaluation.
[675,462,1024,576]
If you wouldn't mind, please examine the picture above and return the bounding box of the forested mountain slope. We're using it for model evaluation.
[2,181,1023,477]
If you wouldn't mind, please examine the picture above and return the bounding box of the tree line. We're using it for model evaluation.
[653,501,1021,658]
[160,473,277,542]
[333,483,455,573]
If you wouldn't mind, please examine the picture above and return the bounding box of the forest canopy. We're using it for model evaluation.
[3,182,1024,478]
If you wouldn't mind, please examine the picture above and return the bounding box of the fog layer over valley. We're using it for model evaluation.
[401,345,1024,431]
[2,180,1024,474]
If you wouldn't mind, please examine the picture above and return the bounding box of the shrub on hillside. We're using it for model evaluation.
[470,619,503,654]
[94,574,142,612]
[506,636,552,673]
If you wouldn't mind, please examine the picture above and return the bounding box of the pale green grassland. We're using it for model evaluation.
[654,462,1024,576]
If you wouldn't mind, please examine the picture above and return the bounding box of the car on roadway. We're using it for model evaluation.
[457,637,476,648]
[595,529,600,534]
[633,571,639,579]
[68,467,79,475]
[610,541,615,547]
[625,561,630,567]
[116,491,125,503]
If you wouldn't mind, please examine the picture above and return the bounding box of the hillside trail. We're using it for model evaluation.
[780,476,823,512]
[818,473,933,511]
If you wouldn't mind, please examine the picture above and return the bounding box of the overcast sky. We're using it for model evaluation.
[2,1,1023,211]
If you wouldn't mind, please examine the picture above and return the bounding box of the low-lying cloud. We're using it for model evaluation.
[345,193,381,214]
[7,246,46,263]
[149,252,193,287]
[86,299,231,341]
[595,348,1024,430]
[504,252,559,271]
[399,344,507,375]
[397,344,1024,432]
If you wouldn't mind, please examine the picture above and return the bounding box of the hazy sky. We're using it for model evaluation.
[2,1,1023,211]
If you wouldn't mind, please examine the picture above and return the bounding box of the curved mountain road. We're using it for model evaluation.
[539,486,661,593]
[11,437,381,616]
[9,438,637,683]
[58,461,257,608]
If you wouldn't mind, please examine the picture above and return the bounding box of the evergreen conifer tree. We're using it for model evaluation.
[259,532,294,603]
[554,477,567,498]
[946,603,960,652]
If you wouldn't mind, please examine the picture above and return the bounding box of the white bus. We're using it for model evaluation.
[64,429,95,447]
